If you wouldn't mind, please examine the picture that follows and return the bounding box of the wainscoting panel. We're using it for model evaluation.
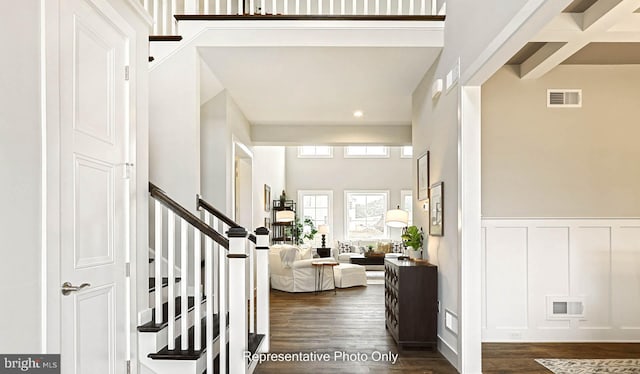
[612,226,640,330]
[485,226,528,330]
[482,218,640,342]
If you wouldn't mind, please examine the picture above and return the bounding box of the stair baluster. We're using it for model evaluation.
[167,210,176,349]
[204,212,214,374]
[154,200,163,328]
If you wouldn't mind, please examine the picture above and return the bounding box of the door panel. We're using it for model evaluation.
[74,156,115,268]
[60,0,129,372]
[76,285,115,374]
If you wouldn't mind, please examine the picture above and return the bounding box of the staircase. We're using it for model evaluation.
[139,183,269,374]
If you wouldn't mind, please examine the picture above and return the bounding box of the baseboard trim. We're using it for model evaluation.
[438,335,459,369]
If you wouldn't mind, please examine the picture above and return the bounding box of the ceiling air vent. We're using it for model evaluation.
[547,89,582,108]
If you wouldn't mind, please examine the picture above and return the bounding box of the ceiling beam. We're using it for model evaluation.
[520,0,640,79]
[520,42,574,78]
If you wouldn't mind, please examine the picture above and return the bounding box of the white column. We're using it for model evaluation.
[255,228,270,352]
[459,85,483,373]
[228,227,248,374]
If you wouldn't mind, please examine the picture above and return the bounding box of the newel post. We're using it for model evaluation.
[255,227,270,352]
[228,227,248,373]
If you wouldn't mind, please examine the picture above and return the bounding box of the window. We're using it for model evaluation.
[298,190,333,245]
[297,146,333,158]
[401,190,413,226]
[401,146,413,158]
[345,191,389,240]
[344,145,389,158]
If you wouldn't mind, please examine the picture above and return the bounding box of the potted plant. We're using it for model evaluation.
[287,217,317,245]
[401,225,424,259]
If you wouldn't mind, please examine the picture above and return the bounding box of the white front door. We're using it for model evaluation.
[59,0,130,372]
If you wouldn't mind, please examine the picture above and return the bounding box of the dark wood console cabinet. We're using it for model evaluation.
[384,258,438,349]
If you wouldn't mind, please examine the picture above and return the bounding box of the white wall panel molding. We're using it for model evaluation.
[482,218,640,342]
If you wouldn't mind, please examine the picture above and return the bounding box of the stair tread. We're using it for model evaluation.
[148,277,181,292]
[248,333,265,357]
[148,315,220,360]
[138,296,208,332]
[149,35,183,42]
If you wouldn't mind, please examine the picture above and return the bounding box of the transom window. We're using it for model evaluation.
[297,146,333,158]
[344,145,389,158]
[345,191,389,239]
[401,146,413,158]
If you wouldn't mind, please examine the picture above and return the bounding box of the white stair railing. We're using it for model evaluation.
[197,196,270,372]
[141,0,442,36]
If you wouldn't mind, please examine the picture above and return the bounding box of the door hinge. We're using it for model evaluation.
[125,65,130,81]
[125,262,131,278]
[123,163,134,179]
[126,360,131,374]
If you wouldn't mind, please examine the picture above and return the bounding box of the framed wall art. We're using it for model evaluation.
[264,184,271,212]
[429,182,443,236]
[417,151,430,201]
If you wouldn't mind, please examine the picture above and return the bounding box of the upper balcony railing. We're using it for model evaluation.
[142,0,445,36]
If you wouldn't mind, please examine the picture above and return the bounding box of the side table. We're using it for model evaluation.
[311,260,338,295]
[316,247,331,258]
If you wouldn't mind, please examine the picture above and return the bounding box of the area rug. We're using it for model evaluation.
[535,359,640,373]
[366,270,385,285]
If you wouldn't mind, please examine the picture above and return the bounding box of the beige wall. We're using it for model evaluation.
[412,59,461,360]
[482,65,640,218]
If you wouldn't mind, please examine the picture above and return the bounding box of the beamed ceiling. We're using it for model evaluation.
[507,0,640,78]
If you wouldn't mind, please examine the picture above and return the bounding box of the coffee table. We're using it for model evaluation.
[349,255,385,266]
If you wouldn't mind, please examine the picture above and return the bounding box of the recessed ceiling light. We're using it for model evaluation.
[353,110,364,118]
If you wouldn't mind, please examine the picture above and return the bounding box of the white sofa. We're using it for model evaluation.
[269,245,336,293]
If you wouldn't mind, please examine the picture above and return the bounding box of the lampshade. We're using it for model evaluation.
[275,210,295,223]
[385,206,409,228]
[318,224,330,235]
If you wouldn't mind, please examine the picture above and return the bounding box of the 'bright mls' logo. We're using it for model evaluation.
[0,355,60,373]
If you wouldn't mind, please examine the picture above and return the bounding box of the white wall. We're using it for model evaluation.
[0,0,42,352]
[150,49,201,211]
[285,146,411,242]
[200,92,228,209]
[482,218,640,341]
[482,65,640,218]
[252,147,286,233]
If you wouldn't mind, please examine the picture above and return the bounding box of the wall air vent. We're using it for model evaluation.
[547,89,582,108]
[546,296,585,320]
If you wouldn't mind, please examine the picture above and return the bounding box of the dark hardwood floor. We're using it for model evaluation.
[256,283,640,373]
[255,284,458,374]
[483,343,640,373]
